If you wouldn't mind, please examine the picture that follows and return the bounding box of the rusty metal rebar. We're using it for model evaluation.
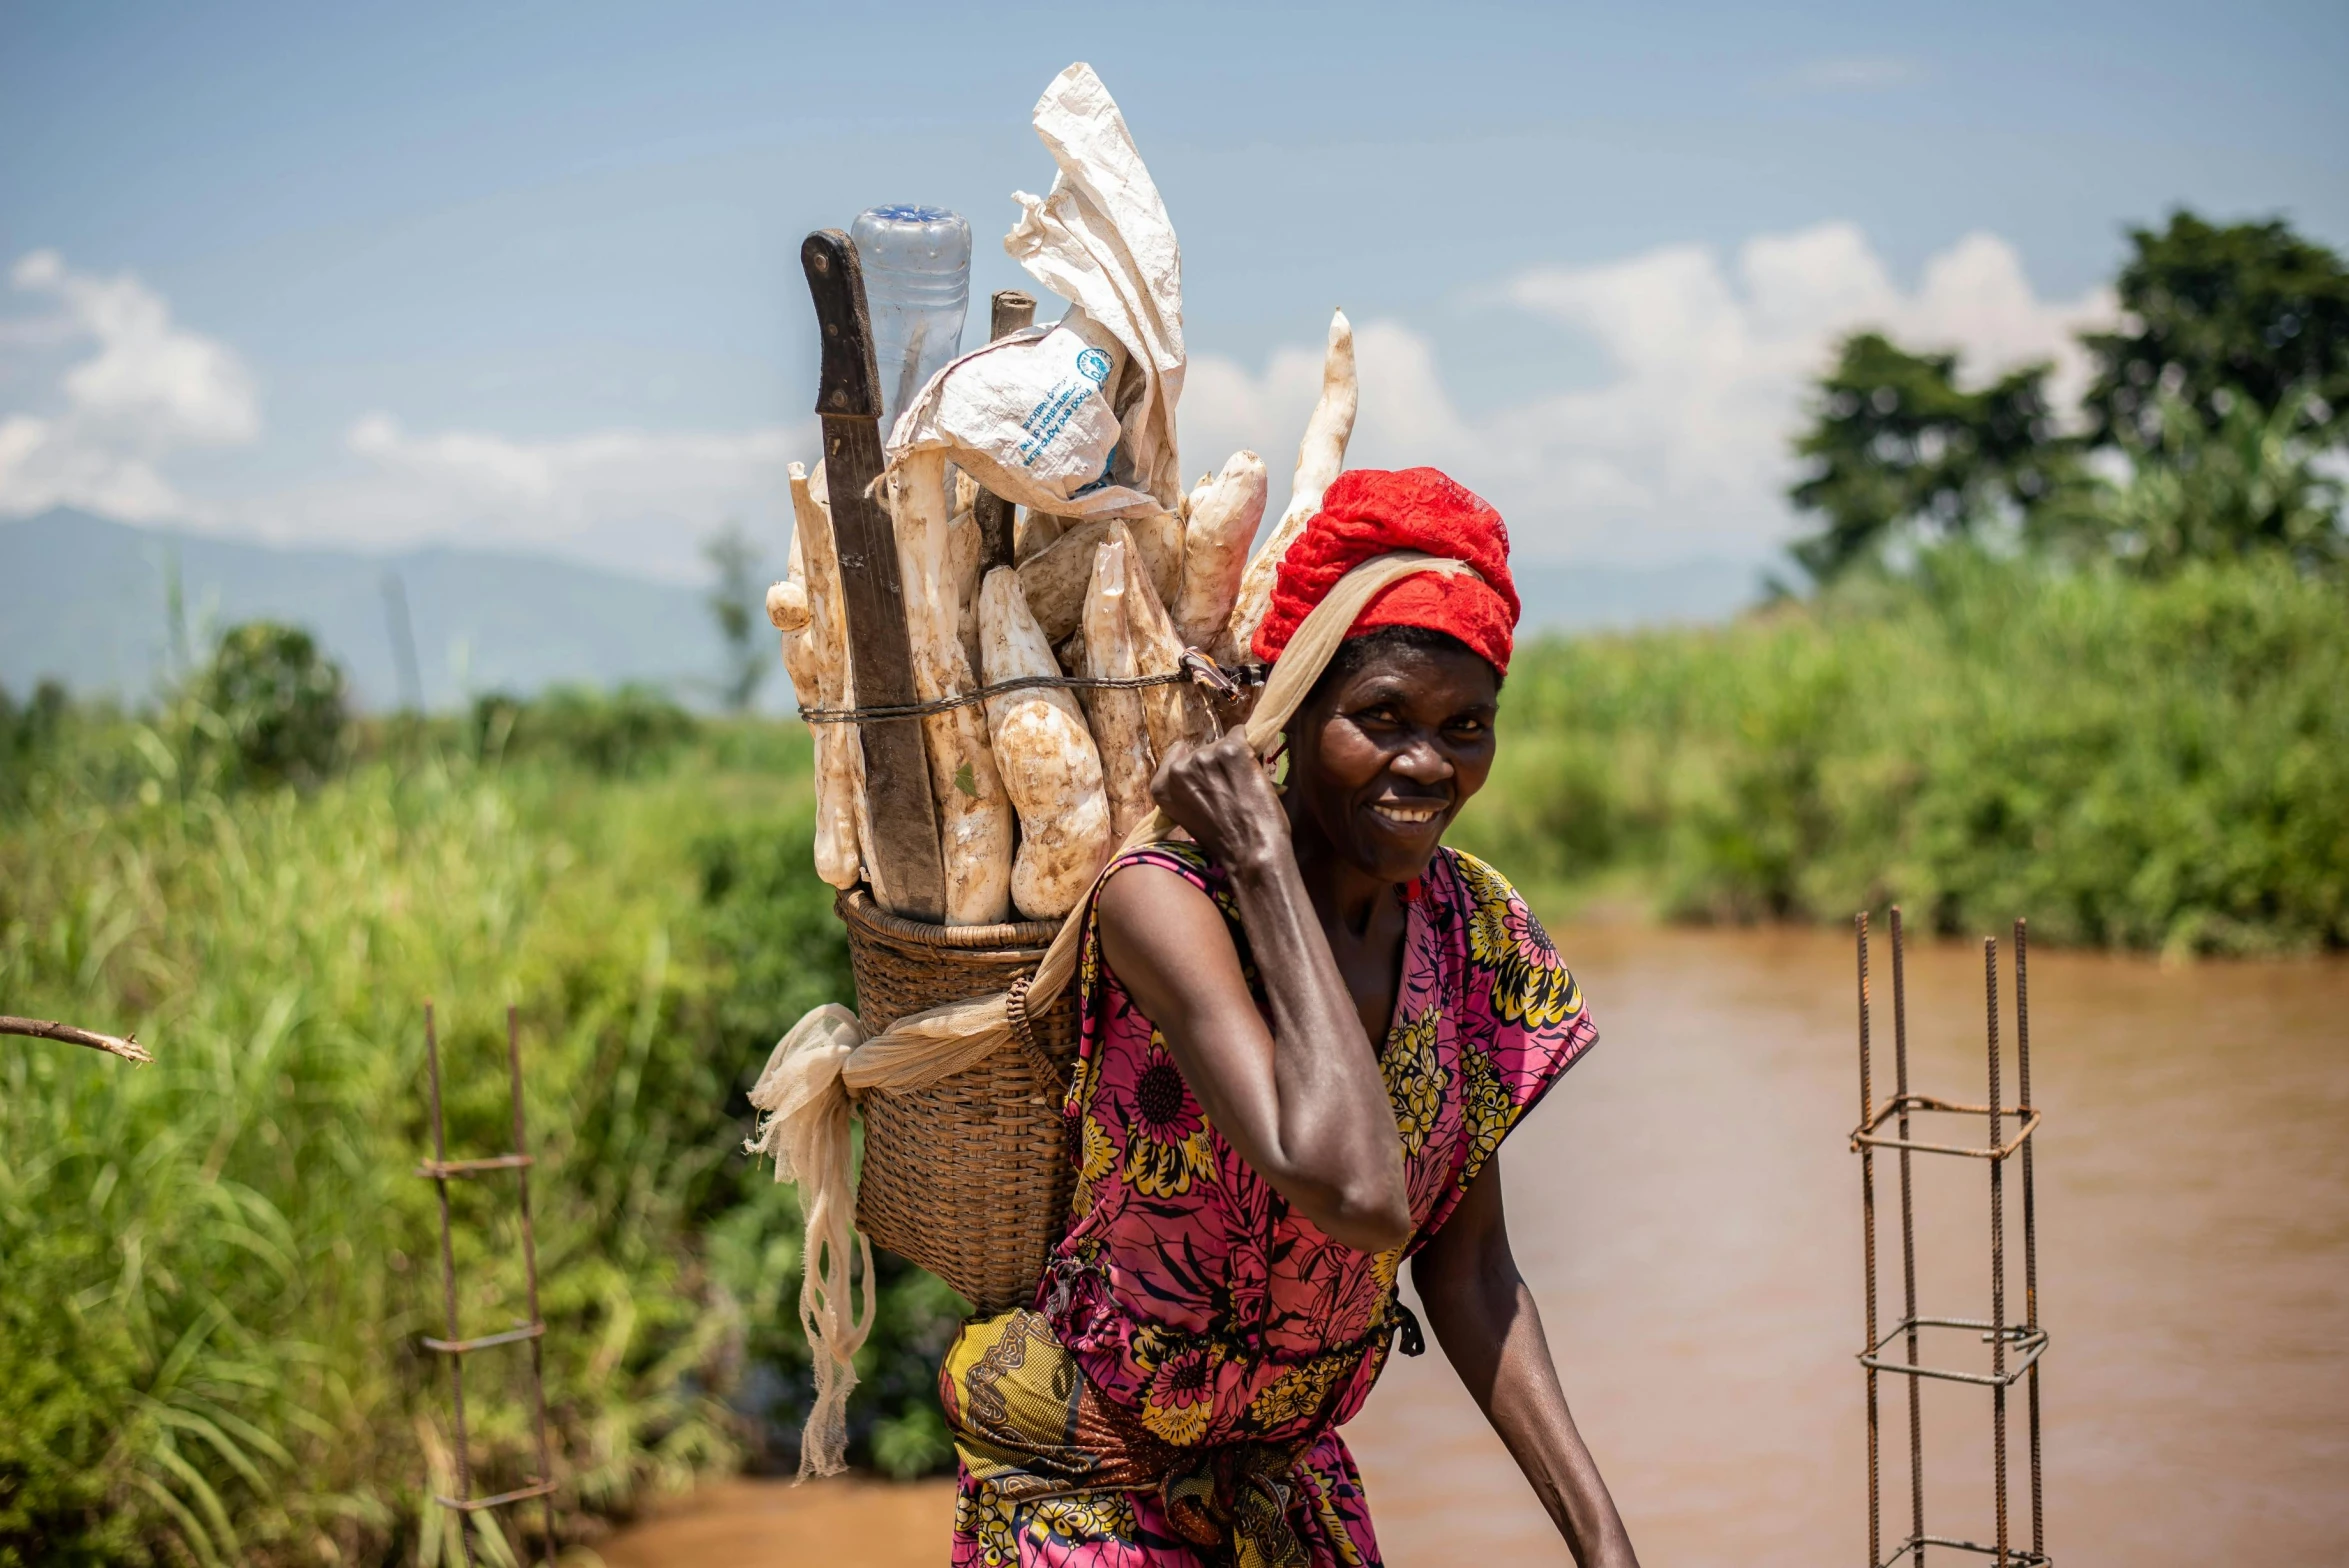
[2016,921,2043,1562]
[1893,908,1924,1565]
[506,1007,559,1567]
[1986,939,2009,1568]
[1858,914,1881,1568]
[423,1005,477,1568]
[420,1005,558,1568]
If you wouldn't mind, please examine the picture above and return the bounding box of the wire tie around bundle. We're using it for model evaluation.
[797,652,1265,725]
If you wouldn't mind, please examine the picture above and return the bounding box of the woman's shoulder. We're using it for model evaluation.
[1091,837,1242,946]
[1105,835,1215,888]
[1088,837,1258,1007]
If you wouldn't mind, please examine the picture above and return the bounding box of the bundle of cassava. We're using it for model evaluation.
[749,60,1378,1476]
[766,64,1360,925]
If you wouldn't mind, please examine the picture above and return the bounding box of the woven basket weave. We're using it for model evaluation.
[835,889,1081,1313]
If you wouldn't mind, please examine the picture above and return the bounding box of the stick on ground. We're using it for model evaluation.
[0,1014,152,1064]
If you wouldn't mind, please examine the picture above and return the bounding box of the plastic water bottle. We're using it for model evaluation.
[851,205,972,440]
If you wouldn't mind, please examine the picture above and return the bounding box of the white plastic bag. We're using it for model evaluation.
[887,62,1184,524]
[889,309,1135,514]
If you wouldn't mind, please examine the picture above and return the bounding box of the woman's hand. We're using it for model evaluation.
[1097,736,1412,1254]
[1149,733,1287,872]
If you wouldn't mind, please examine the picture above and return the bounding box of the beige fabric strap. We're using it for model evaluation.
[745,549,1475,1477]
[741,1004,874,1478]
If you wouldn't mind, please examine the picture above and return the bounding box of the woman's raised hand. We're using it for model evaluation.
[1150,733,1289,875]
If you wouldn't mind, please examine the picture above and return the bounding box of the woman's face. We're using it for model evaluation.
[1287,639,1500,884]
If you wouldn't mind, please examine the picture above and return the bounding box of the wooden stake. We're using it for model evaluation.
[972,290,1037,575]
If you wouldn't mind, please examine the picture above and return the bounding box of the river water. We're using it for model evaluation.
[605,918,2347,1568]
[1346,919,2349,1566]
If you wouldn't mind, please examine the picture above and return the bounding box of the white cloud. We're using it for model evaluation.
[303,411,813,580]
[0,250,261,520]
[4,226,2112,580]
[0,249,812,577]
[1176,223,2113,565]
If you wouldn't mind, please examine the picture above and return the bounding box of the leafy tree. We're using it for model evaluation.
[1787,213,2349,583]
[186,622,349,786]
[2081,211,2349,448]
[704,522,771,713]
[0,680,69,809]
[2094,388,2345,572]
[1786,333,2078,581]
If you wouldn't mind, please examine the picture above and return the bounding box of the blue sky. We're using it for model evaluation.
[3,0,2344,578]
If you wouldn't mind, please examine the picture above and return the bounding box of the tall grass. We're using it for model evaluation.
[1460,549,2349,954]
[0,720,954,1567]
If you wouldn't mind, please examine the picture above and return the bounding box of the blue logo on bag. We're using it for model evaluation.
[1074,348,1112,386]
[1072,446,1120,496]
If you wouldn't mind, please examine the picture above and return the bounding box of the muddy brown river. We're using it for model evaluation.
[606,919,2348,1566]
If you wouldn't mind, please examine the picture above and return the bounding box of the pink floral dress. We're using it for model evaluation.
[949,842,1597,1566]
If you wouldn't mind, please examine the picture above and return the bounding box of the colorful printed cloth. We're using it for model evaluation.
[947,841,1597,1567]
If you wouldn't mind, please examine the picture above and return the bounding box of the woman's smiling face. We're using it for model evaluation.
[1286,631,1500,884]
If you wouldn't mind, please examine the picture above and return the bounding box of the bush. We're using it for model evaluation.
[0,681,70,811]
[474,685,698,777]
[184,622,350,787]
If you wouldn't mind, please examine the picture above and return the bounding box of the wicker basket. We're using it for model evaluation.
[835,889,1081,1313]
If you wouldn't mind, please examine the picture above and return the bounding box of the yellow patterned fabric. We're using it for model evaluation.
[940,1307,1317,1567]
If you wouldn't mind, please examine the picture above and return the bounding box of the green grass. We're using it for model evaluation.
[0,721,956,1567]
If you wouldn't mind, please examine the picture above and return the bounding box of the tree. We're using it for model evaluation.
[1786,333,2079,581]
[2080,211,2349,449]
[2094,388,2345,572]
[188,622,349,786]
[1786,214,2349,584]
[703,523,771,713]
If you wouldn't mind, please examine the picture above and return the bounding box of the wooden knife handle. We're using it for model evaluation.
[802,228,948,923]
[804,229,883,421]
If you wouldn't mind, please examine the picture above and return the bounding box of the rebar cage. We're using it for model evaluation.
[1854,912,2048,1568]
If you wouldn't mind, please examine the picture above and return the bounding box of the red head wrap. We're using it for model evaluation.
[1250,466,1519,675]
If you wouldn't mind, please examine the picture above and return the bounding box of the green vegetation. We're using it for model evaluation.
[2079,212,2349,450]
[177,624,350,789]
[1789,210,2348,581]
[1462,549,2347,956]
[1677,209,2346,953]
[1,678,958,1567]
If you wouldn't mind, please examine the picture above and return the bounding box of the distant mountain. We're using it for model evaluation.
[0,508,734,711]
[0,508,1766,712]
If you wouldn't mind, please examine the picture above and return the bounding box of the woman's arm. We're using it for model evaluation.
[1096,733,1410,1252]
[1412,1156,1639,1568]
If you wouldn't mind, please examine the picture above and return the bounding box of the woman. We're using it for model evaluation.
[944,468,1639,1568]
